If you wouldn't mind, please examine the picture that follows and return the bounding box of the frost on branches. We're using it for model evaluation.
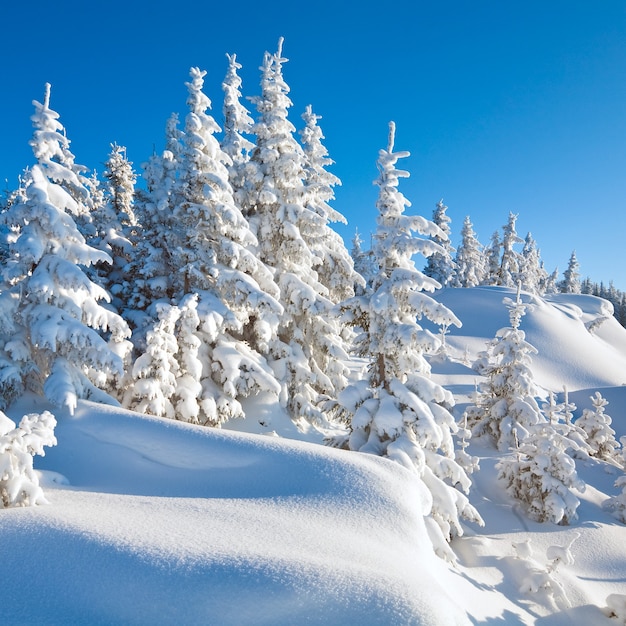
[337,122,483,560]
[466,288,543,450]
[0,85,131,414]
[0,409,56,508]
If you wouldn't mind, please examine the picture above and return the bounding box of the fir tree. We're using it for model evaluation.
[560,251,581,294]
[351,229,377,293]
[467,287,544,450]
[128,67,284,426]
[519,232,546,294]
[424,199,455,286]
[452,215,484,287]
[337,122,482,560]
[484,230,502,285]
[577,392,620,463]
[0,85,131,414]
[0,409,57,508]
[300,104,362,302]
[244,39,352,426]
[221,52,256,210]
[498,212,523,287]
[498,421,585,525]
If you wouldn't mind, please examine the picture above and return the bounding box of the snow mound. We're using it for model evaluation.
[3,399,468,625]
[434,286,626,392]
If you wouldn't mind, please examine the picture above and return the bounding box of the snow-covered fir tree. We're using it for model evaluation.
[243,39,352,426]
[0,85,131,414]
[126,114,183,312]
[560,251,581,294]
[424,199,455,286]
[498,421,585,525]
[300,104,362,302]
[577,391,621,463]
[95,143,137,311]
[125,302,180,419]
[484,230,502,285]
[129,66,284,426]
[221,52,256,210]
[497,212,523,287]
[0,409,56,508]
[518,232,547,294]
[452,215,484,288]
[351,229,377,292]
[336,122,483,560]
[466,287,544,450]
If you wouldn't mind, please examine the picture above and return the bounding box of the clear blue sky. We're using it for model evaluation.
[2,1,626,289]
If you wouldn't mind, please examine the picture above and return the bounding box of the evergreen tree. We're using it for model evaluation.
[125,302,180,419]
[452,215,484,287]
[577,392,620,463]
[560,251,581,294]
[351,229,377,293]
[484,230,502,285]
[497,421,585,525]
[221,52,256,210]
[337,122,482,560]
[0,85,131,413]
[424,199,455,286]
[97,143,137,311]
[127,115,182,311]
[519,232,546,294]
[0,409,57,508]
[129,67,284,426]
[300,104,362,302]
[466,287,544,450]
[244,39,352,426]
[498,212,523,287]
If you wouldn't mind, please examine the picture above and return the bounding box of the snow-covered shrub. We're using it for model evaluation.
[498,423,585,525]
[577,391,620,463]
[603,474,626,523]
[516,534,579,610]
[0,410,56,508]
[604,594,626,624]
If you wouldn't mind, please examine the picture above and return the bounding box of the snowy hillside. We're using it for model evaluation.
[2,286,626,625]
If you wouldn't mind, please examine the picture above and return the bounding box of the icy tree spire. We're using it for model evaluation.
[337,122,482,560]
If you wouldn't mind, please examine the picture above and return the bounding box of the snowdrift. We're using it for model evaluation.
[435,286,626,393]
[2,397,467,625]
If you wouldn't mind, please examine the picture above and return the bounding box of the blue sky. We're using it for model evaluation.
[2,1,626,289]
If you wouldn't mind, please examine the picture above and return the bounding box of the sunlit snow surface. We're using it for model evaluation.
[2,286,626,625]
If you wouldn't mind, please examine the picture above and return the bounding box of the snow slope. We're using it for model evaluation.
[2,286,626,625]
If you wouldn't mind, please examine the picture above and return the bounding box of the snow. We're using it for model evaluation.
[2,285,626,624]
